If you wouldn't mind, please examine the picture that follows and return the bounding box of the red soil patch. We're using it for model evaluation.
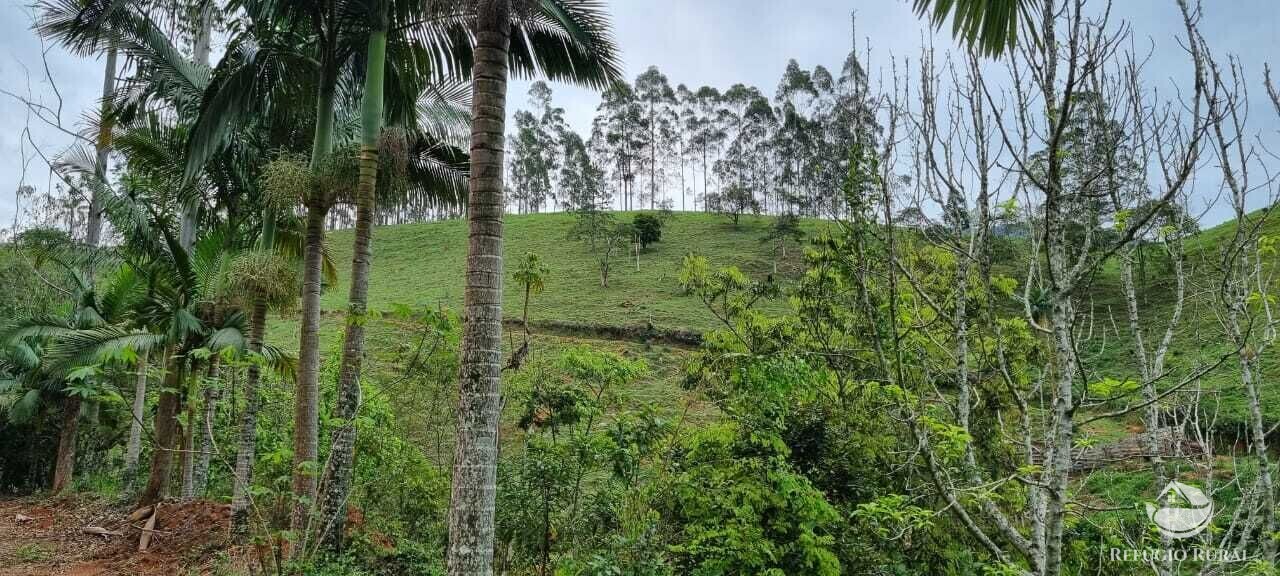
[0,496,247,576]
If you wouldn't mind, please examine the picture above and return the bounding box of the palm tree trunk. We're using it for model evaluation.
[124,349,148,485]
[192,359,220,497]
[290,57,339,545]
[179,383,195,497]
[139,352,184,507]
[448,1,510,574]
[231,297,267,537]
[291,200,328,534]
[317,18,387,550]
[51,395,80,493]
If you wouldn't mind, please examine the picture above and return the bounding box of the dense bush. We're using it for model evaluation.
[632,213,663,249]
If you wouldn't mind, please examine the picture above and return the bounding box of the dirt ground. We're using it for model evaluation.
[0,496,245,576]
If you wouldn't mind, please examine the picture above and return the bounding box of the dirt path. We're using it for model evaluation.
[0,496,240,576]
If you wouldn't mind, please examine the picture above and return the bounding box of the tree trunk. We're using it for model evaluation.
[231,298,267,537]
[59,44,119,495]
[124,350,148,485]
[179,389,195,497]
[192,360,220,497]
[51,395,80,493]
[448,2,510,574]
[291,201,329,536]
[317,18,387,551]
[84,48,117,252]
[139,354,184,507]
[290,57,339,546]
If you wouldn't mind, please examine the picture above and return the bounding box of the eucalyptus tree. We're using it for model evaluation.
[449,1,619,574]
[634,66,676,208]
[774,60,818,214]
[507,84,571,213]
[591,82,645,210]
[508,109,554,213]
[559,131,608,212]
[688,86,725,211]
[713,85,774,216]
[675,84,695,210]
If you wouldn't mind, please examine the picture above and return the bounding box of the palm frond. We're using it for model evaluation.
[34,0,130,56]
[1,316,76,346]
[912,0,1037,57]
[184,32,318,182]
[414,77,471,147]
[42,325,167,373]
[6,388,45,425]
[261,343,296,381]
[207,326,247,354]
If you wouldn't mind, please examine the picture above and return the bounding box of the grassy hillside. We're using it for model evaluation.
[1074,210,1280,431]
[287,209,1278,431]
[321,211,812,333]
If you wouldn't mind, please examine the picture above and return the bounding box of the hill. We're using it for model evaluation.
[273,208,1278,433]
[320,211,810,333]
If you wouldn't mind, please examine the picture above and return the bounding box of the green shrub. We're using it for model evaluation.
[633,213,663,249]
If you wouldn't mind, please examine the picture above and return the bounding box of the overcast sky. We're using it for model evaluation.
[2,0,1278,232]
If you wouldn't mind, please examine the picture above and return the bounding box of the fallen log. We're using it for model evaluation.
[1032,427,1206,473]
[82,526,123,538]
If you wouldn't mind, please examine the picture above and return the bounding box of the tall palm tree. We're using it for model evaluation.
[311,0,391,551]
[911,0,1036,57]
[33,0,126,494]
[448,6,512,574]
[444,3,620,573]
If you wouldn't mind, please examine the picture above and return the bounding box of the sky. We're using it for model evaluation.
[2,0,1279,233]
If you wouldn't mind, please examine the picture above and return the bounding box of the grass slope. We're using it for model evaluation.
[321,211,806,333]
[286,208,1278,431]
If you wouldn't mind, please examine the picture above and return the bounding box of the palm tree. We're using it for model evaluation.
[310,0,392,552]
[910,0,1036,57]
[448,4,513,573]
[1,254,144,493]
[446,2,620,573]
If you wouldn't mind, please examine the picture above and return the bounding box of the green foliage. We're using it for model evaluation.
[707,184,761,227]
[632,213,663,249]
[498,347,660,574]
[665,420,841,576]
[571,209,635,287]
[852,494,934,540]
[512,251,549,298]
